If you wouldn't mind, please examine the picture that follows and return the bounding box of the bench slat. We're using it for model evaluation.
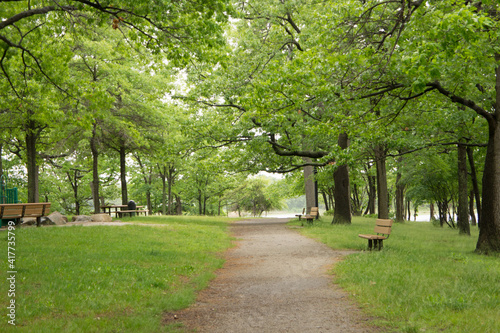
[359,234,387,240]
[24,206,44,216]
[2,206,24,218]
[373,225,392,235]
[376,219,393,227]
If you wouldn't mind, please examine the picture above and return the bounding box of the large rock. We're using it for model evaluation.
[91,213,112,222]
[72,215,93,223]
[46,211,67,225]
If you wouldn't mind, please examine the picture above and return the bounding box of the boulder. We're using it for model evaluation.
[72,215,93,223]
[46,211,67,225]
[91,213,112,222]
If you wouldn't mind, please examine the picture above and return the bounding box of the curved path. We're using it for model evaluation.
[172,218,383,333]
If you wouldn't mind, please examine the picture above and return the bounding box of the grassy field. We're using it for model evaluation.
[291,216,500,333]
[1,216,235,332]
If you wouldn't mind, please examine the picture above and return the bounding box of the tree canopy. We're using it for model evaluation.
[1,0,499,253]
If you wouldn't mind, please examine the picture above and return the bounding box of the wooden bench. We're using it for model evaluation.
[303,207,319,225]
[295,208,305,221]
[116,210,148,217]
[358,218,393,250]
[0,203,51,227]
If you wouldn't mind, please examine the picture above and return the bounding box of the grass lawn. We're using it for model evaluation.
[291,216,500,333]
[1,216,235,332]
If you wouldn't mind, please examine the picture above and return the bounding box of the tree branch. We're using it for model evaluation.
[268,133,330,158]
[427,81,494,121]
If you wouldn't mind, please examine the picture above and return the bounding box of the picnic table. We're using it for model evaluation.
[101,205,145,216]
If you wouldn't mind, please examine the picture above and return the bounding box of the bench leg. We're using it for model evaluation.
[368,239,373,250]
[378,239,383,250]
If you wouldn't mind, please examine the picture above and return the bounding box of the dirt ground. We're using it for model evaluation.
[169,218,384,333]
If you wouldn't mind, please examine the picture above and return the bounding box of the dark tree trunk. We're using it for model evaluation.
[475,56,500,253]
[134,155,153,215]
[406,198,411,220]
[374,145,389,219]
[332,132,351,224]
[395,157,405,222]
[90,123,100,214]
[467,147,481,227]
[322,192,329,211]
[457,143,470,235]
[26,120,39,203]
[67,170,81,215]
[363,162,376,215]
[166,164,176,215]
[0,144,3,181]
[469,190,477,226]
[351,183,362,215]
[159,165,167,215]
[119,145,128,205]
[175,195,182,215]
[303,160,315,213]
[198,192,203,215]
[430,202,435,221]
[476,114,500,252]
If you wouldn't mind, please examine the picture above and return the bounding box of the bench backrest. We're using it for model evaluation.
[24,203,51,217]
[0,203,51,219]
[374,219,393,237]
[0,204,24,219]
[309,207,319,217]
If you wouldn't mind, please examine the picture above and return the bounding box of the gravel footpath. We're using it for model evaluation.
[171,218,383,333]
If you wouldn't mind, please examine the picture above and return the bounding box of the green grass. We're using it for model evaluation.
[1,216,235,332]
[292,216,500,333]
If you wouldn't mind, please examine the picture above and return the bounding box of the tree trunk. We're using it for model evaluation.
[457,143,470,235]
[322,192,329,211]
[475,56,500,253]
[90,123,100,214]
[119,145,128,205]
[374,145,389,219]
[0,144,3,181]
[303,159,315,213]
[198,192,203,215]
[467,147,481,227]
[67,171,80,215]
[158,165,167,215]
[469,190,477,226]
[476,114,500,252]
[134,155,153,215]
[167,165,174,215]
[351,183,362,215]
[395,157,405,222]
[26,121,39,203]
[175,195,182,215]
[363,162,376,215]
[332,132,351,224]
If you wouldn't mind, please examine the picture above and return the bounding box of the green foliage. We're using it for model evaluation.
[225,176,285,216]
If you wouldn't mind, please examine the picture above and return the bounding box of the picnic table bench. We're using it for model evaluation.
[116,209,148,217]
[0,202,51,227]
[358,218,393,250]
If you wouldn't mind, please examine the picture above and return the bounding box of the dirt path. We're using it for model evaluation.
[172,218,383,333]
